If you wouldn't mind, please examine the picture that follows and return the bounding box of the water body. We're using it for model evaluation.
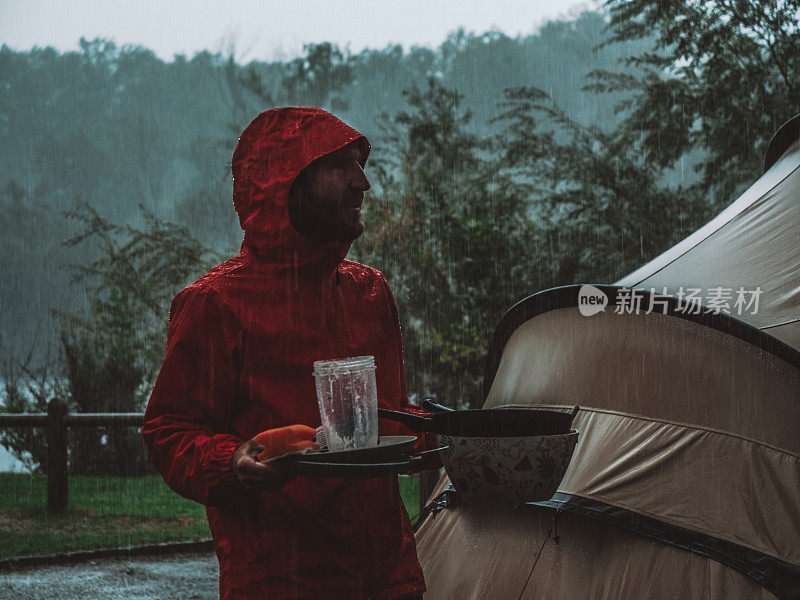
[0,446,27,472]
[0,382,45,472]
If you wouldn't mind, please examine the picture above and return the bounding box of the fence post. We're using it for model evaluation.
[47,398,68,514]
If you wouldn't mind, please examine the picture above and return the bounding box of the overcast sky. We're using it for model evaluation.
[1,0,598,62]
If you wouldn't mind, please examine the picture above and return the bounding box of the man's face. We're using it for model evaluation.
[289,142,370,245]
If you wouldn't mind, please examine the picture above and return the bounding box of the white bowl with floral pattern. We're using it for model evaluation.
[438,430,578,504]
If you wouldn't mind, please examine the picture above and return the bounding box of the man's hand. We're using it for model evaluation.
[232,438,295,492]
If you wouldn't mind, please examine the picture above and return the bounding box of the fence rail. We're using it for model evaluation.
[1,401,437,514]
[0,413,143,427]
[64,413,145,427]
[0,414,48,427]
[0,399,141,514]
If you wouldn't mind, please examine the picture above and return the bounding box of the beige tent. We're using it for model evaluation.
[415,116,800,599]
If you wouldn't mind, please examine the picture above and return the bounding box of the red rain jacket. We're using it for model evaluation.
[142,107,430,600]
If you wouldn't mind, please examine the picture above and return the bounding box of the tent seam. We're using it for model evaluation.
[498,404,800,459]
[558,492,798,568]
[534,493,799,600]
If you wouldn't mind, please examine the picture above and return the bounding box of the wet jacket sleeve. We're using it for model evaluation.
[142,287,247,506]
[381,276,442,471]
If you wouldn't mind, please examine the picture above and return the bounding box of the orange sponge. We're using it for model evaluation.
[254,425,320,461]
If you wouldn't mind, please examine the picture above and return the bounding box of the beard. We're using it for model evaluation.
[289,186,365,245]
[335,202,365,243]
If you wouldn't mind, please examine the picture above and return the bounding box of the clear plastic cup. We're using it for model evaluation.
[313,356,378,452]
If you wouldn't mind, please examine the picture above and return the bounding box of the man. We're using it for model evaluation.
[142,107,430,599]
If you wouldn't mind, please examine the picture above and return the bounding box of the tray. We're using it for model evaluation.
[281,456,421,478]
[272,445,447,479]
[297,435,418,464]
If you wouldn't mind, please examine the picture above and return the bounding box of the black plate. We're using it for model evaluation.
[281,456,421,479]
[278,446,447,478]
[275,435,418,464]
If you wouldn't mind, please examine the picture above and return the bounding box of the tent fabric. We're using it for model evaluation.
[480,293,800,576]
[617,138,800,352]
[543,409,800,566]
[485,303,800,454]
[415,123,800,599]
[417,292,800,598]
[416,499,779,600]
[534,492,800,598]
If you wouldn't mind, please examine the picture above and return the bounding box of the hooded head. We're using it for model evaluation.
[231,107,370,268]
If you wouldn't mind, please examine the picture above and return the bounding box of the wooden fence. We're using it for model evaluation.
[0,400,437,514]
[0,399,144,513]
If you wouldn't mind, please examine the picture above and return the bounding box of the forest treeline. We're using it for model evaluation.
[2,3,798,473]
[0,12,639,364]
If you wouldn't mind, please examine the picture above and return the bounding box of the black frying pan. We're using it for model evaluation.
[379,402,578,437]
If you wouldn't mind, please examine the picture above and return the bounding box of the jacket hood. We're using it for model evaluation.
[231,107,370,269]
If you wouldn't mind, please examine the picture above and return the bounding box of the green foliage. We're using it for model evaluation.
[60,203,216,373]
[493,87,713,283]
[357,79,539,406]
[0,182,82,369]
[52,204,216,476]
[0,348,66,473]
[282,42,356,111]
[0,14,640,364]
[592,0,800,201]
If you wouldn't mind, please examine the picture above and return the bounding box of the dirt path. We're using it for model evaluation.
[0,553,219,600]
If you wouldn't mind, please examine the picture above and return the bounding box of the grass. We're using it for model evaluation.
[399,474,420,517]
[0,473,209,559]
[0,473,420,559]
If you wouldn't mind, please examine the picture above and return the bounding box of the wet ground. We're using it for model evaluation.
[0,553,219,600]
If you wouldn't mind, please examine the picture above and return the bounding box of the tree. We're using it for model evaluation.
[0,203,216,475]
[357,79,540,407]
[57,205,215,475]
[487,0,800,285]
[0,341,66,473]
[492,87,712,284]
[282,42,355,111]
[593,0,800,203]
[0,20,653,366]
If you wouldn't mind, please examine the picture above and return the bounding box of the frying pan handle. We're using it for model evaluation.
[405,447,447,472]
[412,446,448,458]
[420,398,453,413]
[378,408,432,432]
